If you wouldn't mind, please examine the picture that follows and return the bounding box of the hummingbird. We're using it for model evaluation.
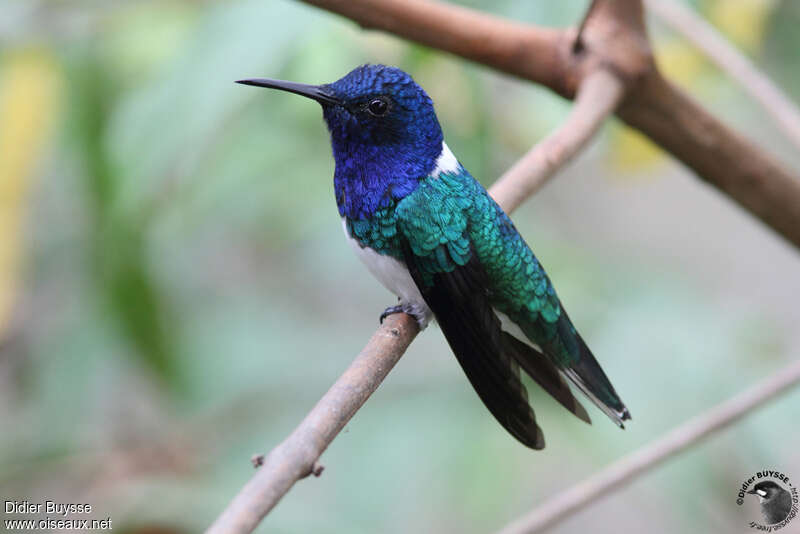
[237,64,630,449]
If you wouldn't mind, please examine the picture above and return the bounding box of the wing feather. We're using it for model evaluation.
[400,238,545,449]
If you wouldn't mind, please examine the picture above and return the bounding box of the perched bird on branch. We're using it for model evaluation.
[237,64,630,449]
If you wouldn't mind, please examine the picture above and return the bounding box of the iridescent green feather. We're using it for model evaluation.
[348,172,565,322]
[392,171,577,366]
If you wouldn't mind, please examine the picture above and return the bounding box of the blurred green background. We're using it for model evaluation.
[1,0,800,532]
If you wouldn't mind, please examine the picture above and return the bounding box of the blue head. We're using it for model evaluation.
[238,65,445,219]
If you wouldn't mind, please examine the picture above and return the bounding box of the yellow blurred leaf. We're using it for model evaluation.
[0,49,61,332]
[608,125,664,175]
[707,0,777,52]
[654,38,707,86]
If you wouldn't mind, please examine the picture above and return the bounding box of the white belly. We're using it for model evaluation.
[342,219,431,327]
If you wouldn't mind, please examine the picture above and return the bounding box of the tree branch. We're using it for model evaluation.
[206,64,624,534]
[301,0,567,93]
[207,313,419,534]
[616,72,800,250]
[489,68,625,211]
[495,358,800,534]
[645,0,800,152]
[301,0,800,249]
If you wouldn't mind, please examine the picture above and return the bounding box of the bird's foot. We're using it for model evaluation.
[379,300,432,330]
[379,304,404,324]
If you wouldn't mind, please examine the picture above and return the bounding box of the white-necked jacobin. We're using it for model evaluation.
[237,65,630,449]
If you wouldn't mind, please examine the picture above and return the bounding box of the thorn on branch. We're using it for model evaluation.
[311,461,325,477]
[572,34,586,55]
[573,0,600,54]
[251,454,265,468]
[299,460,326,479]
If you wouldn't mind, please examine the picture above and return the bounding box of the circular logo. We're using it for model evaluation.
[736,470,798,530]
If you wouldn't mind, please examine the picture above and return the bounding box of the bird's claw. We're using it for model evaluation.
[379,301,431,330]
[379,304,404,324]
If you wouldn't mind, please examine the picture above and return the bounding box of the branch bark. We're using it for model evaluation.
[646,0,800,152]
[207,313,419,534]
[301,0,567,93]
[206,57,623,534]
[302,0,800,249]
[495,358,800,534]
[616,72,800,249]
[489,68,625,212]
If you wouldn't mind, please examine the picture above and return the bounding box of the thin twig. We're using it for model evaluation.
[489,69,625,211]
[205,69,626,534]
[495,358,800,534]
[646,0,800,152]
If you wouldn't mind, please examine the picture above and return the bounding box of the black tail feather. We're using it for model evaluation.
[560,326,631,427]
[501,332,591,424]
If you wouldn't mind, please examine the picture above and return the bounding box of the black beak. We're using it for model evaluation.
[236,78,341,106]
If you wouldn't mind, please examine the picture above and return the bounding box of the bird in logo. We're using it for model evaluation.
[237,64,630,449]
[747,481,793,525]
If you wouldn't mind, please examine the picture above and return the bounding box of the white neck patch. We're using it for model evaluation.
[431,142,460,177]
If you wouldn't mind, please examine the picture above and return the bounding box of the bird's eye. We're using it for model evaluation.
[367,98,389,116]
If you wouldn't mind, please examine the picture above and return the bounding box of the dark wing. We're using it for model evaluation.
[395,175,589,448]
[400,237,545,449]
[449,168,630,428]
